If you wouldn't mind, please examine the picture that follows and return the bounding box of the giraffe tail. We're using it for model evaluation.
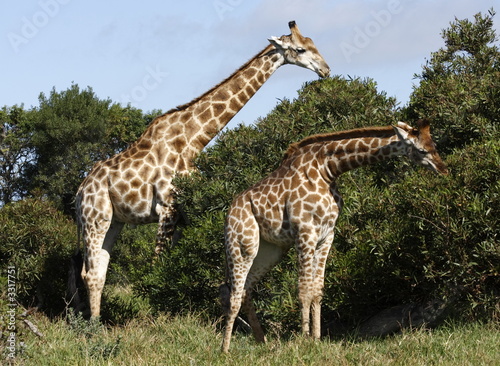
[219,283,231,316]
[66,223,84,313]
[218,245,231,316]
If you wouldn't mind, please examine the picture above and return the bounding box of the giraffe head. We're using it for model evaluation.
[268,21,330,78]
[393,119,448,175]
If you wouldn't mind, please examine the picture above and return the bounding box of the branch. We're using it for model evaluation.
[23,319,44,338]
[408,214,447,233]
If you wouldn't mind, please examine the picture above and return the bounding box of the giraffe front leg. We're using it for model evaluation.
[83,249,110,318]
[311,298,322,339]
[296,229,322,337]
[298,284,313,337]
[155,203,178,254]
[310,232,335,339]
[297,252,314,336]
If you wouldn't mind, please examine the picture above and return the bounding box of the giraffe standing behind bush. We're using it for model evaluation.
[221,119,448,352]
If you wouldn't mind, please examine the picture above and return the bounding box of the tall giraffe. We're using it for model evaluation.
[72,21,330,318]
[221,119,448,352]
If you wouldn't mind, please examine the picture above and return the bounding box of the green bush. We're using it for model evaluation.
[132,76,400,322]
[323,137,500,323]
[0,198,76,315]
[101,223,157,323]
[407,9,500,153]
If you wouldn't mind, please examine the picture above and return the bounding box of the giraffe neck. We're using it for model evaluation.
[144,44,284,161]
[324,129,406,179]
[286,126,407,182]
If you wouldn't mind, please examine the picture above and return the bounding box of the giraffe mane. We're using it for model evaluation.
[159,44,277,117]
[282,126,396,161]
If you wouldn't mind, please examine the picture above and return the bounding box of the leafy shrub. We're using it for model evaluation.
[133,76,400,322]
[323,137,500,323]
[407,9,500,153]
[96,222,157,323]
[0,198,76,315]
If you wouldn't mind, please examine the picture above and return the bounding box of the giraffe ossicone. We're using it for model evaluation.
[70,21,330,318]
[221,119,448,352]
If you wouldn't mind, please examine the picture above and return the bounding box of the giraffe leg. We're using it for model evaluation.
[298,282,313,337]
[221,214,260,353]
[241,293,265,342]
[242,239,287,343]
[296,229,319,337]
[222,282,245,353]
[222,257,258,353]
[154,203,178,254]
[310,232,334,339]
[82,219,124,318]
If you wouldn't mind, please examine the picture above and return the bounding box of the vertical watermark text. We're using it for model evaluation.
[5,265,17,360]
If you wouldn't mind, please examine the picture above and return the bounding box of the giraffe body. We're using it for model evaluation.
[221,119,448,352]
[72,21,330,318]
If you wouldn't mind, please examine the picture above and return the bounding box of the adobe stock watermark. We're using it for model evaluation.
[340,0,403,63]
[119,65,169,107]
[213,0,244,21]
[7,0,72,54]
[5,265,17,360]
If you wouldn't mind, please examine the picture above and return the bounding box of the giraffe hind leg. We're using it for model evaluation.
[82,219,124,318]
[222,229,259,352]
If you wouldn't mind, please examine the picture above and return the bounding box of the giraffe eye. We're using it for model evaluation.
[417,148,427,155]
[296,47,306,53]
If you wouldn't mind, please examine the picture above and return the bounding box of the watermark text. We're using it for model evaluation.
[213,0,244,21]
[119,65,169,107]
[340,0,403,63]
[5,266,17,360]
[8,0,72,53]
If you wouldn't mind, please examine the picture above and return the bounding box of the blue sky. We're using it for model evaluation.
[2,0,497,133]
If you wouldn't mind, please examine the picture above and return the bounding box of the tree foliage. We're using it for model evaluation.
[0,105,35,204]
[408,8,499,152]
[0,84,158,209]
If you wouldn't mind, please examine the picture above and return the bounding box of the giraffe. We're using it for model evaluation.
[71,21,330,318]
[221,119,448,352]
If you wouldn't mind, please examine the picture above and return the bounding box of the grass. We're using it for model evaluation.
[4,311,499,366]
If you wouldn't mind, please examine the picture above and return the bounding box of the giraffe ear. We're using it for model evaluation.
[268,36,289,50]
[393,122,411,144]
